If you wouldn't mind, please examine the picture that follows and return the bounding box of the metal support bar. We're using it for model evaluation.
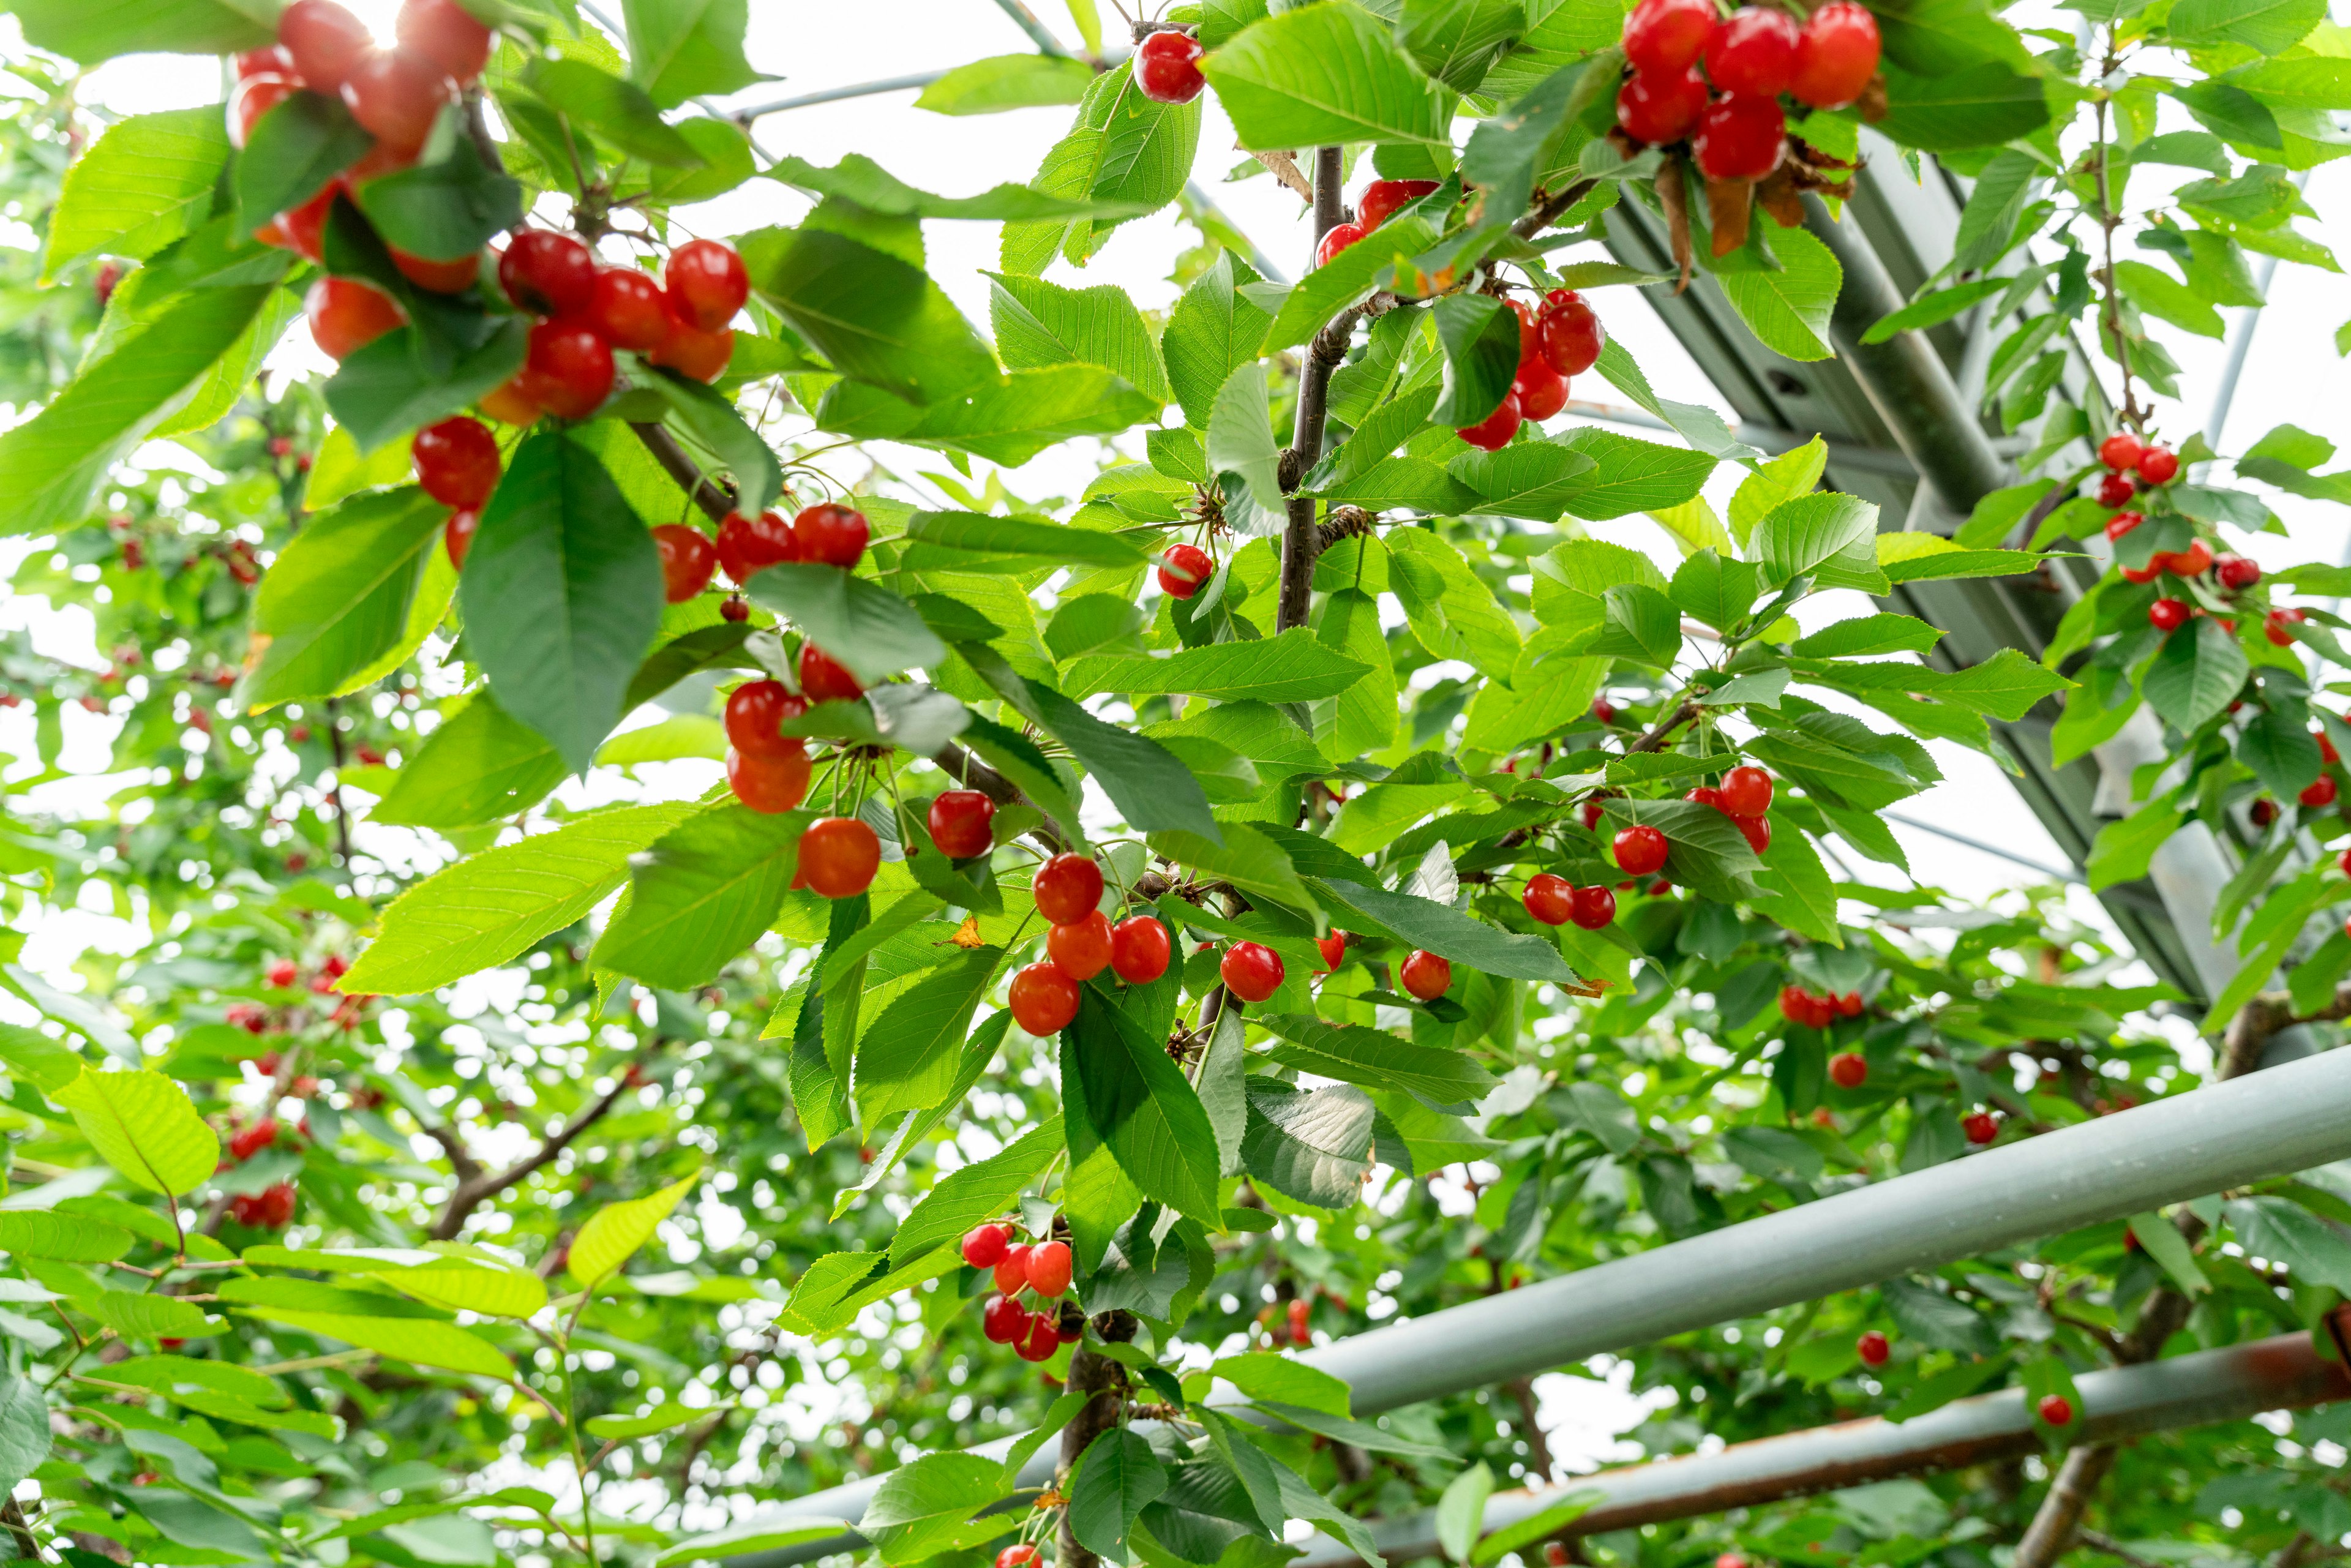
[1289,1326,2350,1567]
[1880,811,2086,885]
[723,1049,2351,1566]
[735,72,948,116]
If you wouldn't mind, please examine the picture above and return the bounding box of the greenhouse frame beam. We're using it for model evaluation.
[1288,1322,2351,1567]
[724,1048,2351,1566]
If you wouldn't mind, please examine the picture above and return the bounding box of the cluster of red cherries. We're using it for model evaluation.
[1456,291,1608,452]
[1687,763,1775,853]
[1005,855,1173,1036]
[1616,0,1881,180]
[961,1221,1079,1362]
[2102,433,2293,648]
[219,1116,302,1229]
[1780,985,1862,1029]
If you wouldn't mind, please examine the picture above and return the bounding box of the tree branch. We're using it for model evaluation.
[1056,1312,1138,1568]
[1277,148,1348,635]
[429,1066,642,1241]
[632,422,738,520]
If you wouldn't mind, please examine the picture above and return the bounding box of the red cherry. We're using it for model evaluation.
[1685,785,1727,811]
[1613,823,1668,876]
[1134,29,1206,103]
[2095,471,2137,508]
[238,44,296,77]
[1571,884,1617,930]
[664,238,749,332]
[258,181,336,263]
[1622,0,1719,73]
[1159,542,1214,598]
[1513,361,1567,422]
[2267,607,2307,647]
[2170,539,2211,577]
[391,247,479,293]
[1836,991,1863,1019]
[652,524,718,602]
[412,416,499,508]
[1018,1311,1062,1362]
[963,1224,1011,1269]
[1734,813,1771,854]
[799,643,864,705]
[396,0,493,83]
[1112,917,1172,984]
[998,1547,1041,1568]
[1962,1111,1998,1145]
[228,73,296,148]
[1616,66,1709,144]
[798,817,880,898]
[1221,942,1286,1003]
[229,1119,280,1161]
[793,503,869,569]
[1314,931,1347,972]
[2253,798,2279,827]
[279,0,372,91]
[1856,1330,1890,1367]
[1399,949,1452,1001]
[305,277,405,361]
[1048,910,1116,981]
[725,680,808,762]
[716,509,798,583]
[1358,179,1441,230]
[721,596,749,623]
[519,319,615,419]
[2104,510,2143,541]
[994,1246,1031,1295]
[1788,1,1880,107]
[258,1182,296,1227]
[1704,7,1799,96]
[1829,1051,1869,1089]
[649,313,733,383]
[1025,1239,1073,1297]
[2148,597,2190,632]
[500,230,597,317]
[2098,432,2145,471]
[981,1291,1026,1343]
[479,377,540,427]
[1009,960,1082,1035]
[264,960,299,989]
[2038,1394,2074,1427]
[1316,222,1368,268]
[2301,775,2338,809]
[928,790,996,858]
[2136,445,2179,484]
[1537,290,1605,378]
[1524,872,1575,926]
[1693,94,1787,181]
[1457,389,1523,452]
[1592,699,1617,725]
[1033,854,1105,925]
[341,48,449,155]
[2216,553,2260,590]
[726,745,811,815]
[1719,765,1772,817]
[450,505,478,568]
[589,266,672,353]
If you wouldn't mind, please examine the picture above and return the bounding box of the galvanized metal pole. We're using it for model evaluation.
[721,1049,2351,1566]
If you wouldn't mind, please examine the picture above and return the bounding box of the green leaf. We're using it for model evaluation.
[325,316,530,455]
[51,1068,219,1196]
[1599,797,1764,902]
[860,1452,1017,1565]
[1258,1013,1500,1113]
[1067,631,1370,703]
[890,1116,1065,1267]
[0,1212,130,1262]
[1432,293,1522,427]
[2227,1195,2351,1289]
[2170,0,2326,52]
[460,432,664,774]
[1070,1429,1169,1567]
[234,1308,515,1378]
[2114,259,2224,337]
[1065,988,1223,1222]
[1205,362,1284,521]
[657,1519,854,1567]
[2142,618,2249,733]
[367,1258,549,1319]
[854,948,1004,1123]
[246,487,446,708]
[987,272,1170,404]
[639,369,785,517]
[1163,252,1272,429]
[529,58,709,166]
[1750,490,1884,590]
[353,130,526,263]
[593,807,808,989]
[1264,214,1439,354]
[1447,442,1600,521]
[80,1292,218,1342]
[2126,1212,2209,1296]
[904,511,1149,574]
[1793,613,1943,657]
[371,693,567,831]
[813,367,1161,466]
[342,803,697,996]
[1401,0,1530,89]
[1437,1462,1496,1564]
[744,563,946,689]
[623,0,763,107]
[2085,796,2182,891]
[1728,436,1829,543]
[1719,225,1843,361]
[14,0,274,59]
[1148,823,1316,916]
[1553,427,1718,520]
[1861,277,2009,345]
[42,108,231,280]
[1877,535,2047,582]
[1205,2,1457,147]
[571,1174,700,1288]
[2238,706,2322,800]
[918,53,1097,114]
[1313,876,1579,983]
[237,89,376,239]
[1241,1079,1408,1207]
[767,152,1158,224]
[0,1376,51,1501]
[966,645,1221,841]
[743,225,997,405]
[1210,1351,1353,1417]
[1877,62,2053,149]
[587,1401,732,1441]
[1474,1491,1600,1565]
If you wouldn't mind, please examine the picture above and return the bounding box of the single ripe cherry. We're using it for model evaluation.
[1613,823,1669,876]
[520,319,614,420]
[1400,949,1452,1001]
[1316,222,1367,268]
[1788,0,1881,108]
[1829,1051,1869,1089]
[391,247,479,294]
[2099,432,2145,471]
[1111,916,1172,984]
[727,744,811,815]
[1033,853,1105,925]
[1159,543,1214,598]
[716,509,798,583]
[264,182,339,264]
[1616,67,1709,144]
[1624,0,1719,73]
[1221,942,1285,1003]
[665,240,749,333]
[962,1223,1012,1269]
[2137,445,2179,484]
[2268,607,2307,647]
[1524,872,1575,926]
[1571,884,1617,930]
[798,816,880,897]
[651,523,718,602]
[279,0,372,90]
[444,508,478,569]
[1048,910,1116,981]
[238,45,296,78]
[396,0,493,83]
[793,503,869,569]
[981,1291,1027,1344]
[1315,931,1347,972]
[2104,509,2143,541]
[2253,798,2279,827]
[1358,179,1441,230]
[1592,699,1617,725]
[588,266,672,353]
[1704,8,1800,96]
[2038,1394,2075,1427]
[1457,389,1523,452]
[1018,1311,1062,1362]
[994,1245,1031,1295]
[1962,1111,1999,1146]
[500,230,597,317]
[412,416,500,508]
[2217,553,2260,590]
[2095,471,2137,508]
[725,680,808,762]
[800,643,864,705]
[229,1119,280,1161]
[1537,290,1605,378]
[1693,94,1787,181]
[721,596,749,623]
[1026,1240,1073,1297]
[1719,765,1773,818]
[1856,1329,1890,1367]
[2301,775,2338,809]
[1134,29,1206,103]
[1686,785,1727,812]
[1735,814,1771,853]
[305,277,405,360]
[228,73,296,148]
[998,1546,1042,1568]
[1513,361,1567,422]
[1009,959,1082,1036]
[2148,597,2191,632]
[928,790,996,858]
[650,312,734,383]
[342,48,449,155]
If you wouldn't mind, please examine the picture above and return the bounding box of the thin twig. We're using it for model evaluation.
[429,1066,642,1240]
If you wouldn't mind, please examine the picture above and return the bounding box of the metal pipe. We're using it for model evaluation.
[1288,1327,2350,1567]
[720,1049,2351,1565]
[1880,811,2085,885]
[735,72,950,117]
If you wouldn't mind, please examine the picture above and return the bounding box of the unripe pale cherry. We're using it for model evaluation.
[1622,0,1719,74]
[1220,942,1285,1003]
[1358,179,1440,230]
[726,744,811,815]
[1400,949,1453,1000]
[1616,67,1709,145]
[652,524,718,602]
[520,319,615,419]
[1788,1,1881,108]
[1693,94,1787,182]
[800,643,863,704]
[1009,960,1081,1035]
[1111,916,1172,983]
[1134,29,1206,104]
[279,0,372,91]
[793,503,869,569]
[1033,853,1105,925]
[798,816,880,898]
[1316,222,1367,268]
[1524,872,1575,926]
[724,680,807,762]
[1614,822,1669,876]
[1704,8,1800,97]
[928,790,996,858]
[306,277,405,361]
[1160,542,1214,598]
[1457,389,1523,452]
[1047,910,1115,981]
[665,238,750,331]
